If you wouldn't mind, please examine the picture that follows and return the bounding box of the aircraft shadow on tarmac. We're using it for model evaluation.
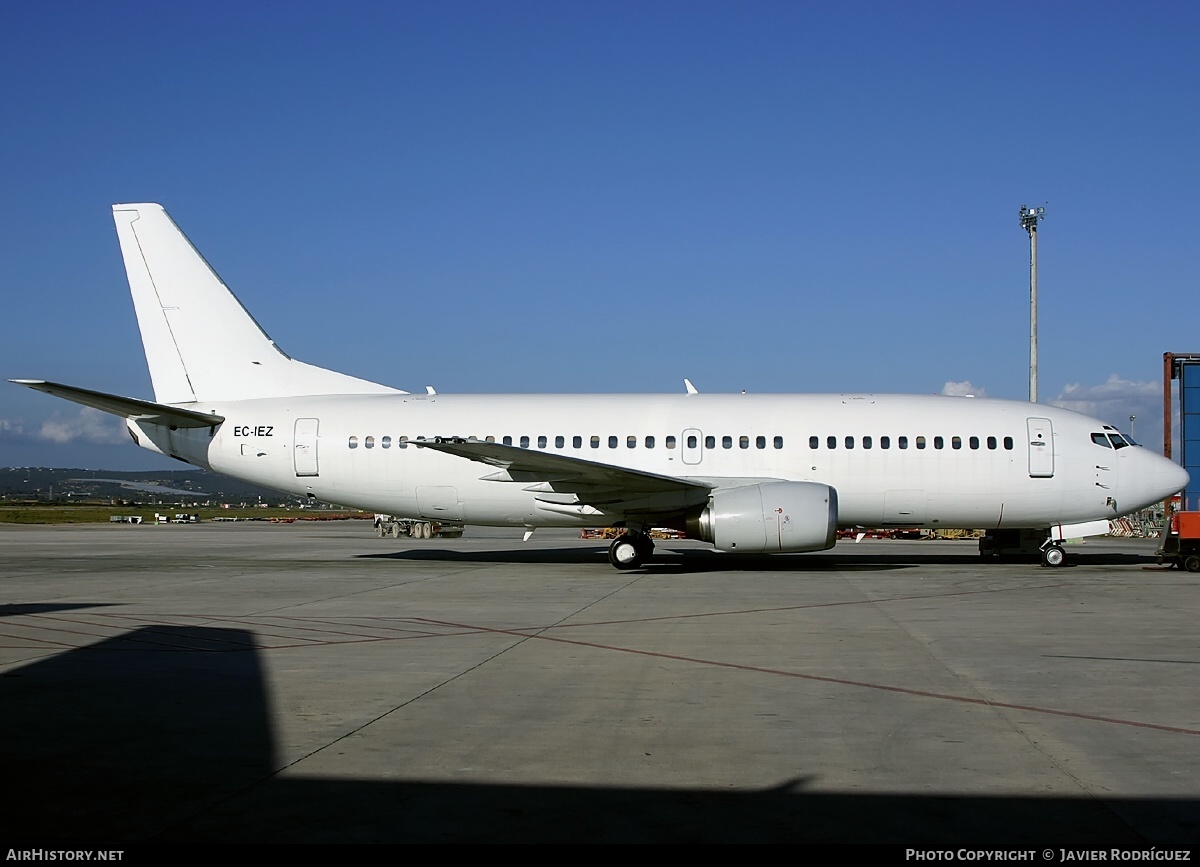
[358,545,915,574]
[0,602,120,617]
[357,545,1158,573]
[1,624,1194,843]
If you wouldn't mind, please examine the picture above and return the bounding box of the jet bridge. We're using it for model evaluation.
[1163,352,1200,512]
[1158,353,1200,570]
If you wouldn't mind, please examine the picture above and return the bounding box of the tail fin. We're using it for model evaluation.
[112,203,401,404]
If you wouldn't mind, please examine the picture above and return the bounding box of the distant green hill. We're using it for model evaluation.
[0,467,313,505]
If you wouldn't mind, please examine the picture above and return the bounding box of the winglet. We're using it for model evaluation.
[684,378,698,395]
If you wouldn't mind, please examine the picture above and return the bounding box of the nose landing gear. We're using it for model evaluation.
[1041,543,1067,567]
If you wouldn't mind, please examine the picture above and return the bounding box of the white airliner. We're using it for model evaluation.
[11,204,1189,569]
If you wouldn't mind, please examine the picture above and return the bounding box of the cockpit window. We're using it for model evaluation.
[1092,433,1112,448]
[1107,434,1129,450]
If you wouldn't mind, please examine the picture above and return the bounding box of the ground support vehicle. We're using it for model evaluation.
[1157,512,1200,572]
[373,514,464,540]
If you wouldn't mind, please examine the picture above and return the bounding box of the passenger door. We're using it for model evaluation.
[1027,417,1054,478]
[294,418,320,477]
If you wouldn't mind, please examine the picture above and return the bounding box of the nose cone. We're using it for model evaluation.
[1162,459,1191,499]
[1123,452,1190,514]
[1146,454,1190,505]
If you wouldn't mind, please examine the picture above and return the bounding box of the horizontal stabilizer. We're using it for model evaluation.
[10,380,224,428]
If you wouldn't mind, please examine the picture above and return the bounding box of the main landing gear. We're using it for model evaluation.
[608,532,655,570]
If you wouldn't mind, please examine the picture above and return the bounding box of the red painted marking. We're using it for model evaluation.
[417,616,1200,737]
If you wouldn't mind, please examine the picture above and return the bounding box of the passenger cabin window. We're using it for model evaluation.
[381,436,391,448]
[987,436,997,449]
[591,436,600,449]
[916,436,926,450]
[646,436,655,448]
[687,435,697,448]
[933,436,944,449]
[969,436,979,450]
[809,436,819,449]
[1004,436,1014,450]
[722,435,732,449]
[740,435,750,449]
[899,436,908,449]
[666,436,676,449]
[573,435,582,448]
[863,436,872,449]
[399,436,409,449]
[503,436,513,446]
[705,435,715,449]
[627,436,636,449]
[538,435,547,449]
[951,436,961,450]
[348,436,359,449]
[756,436,766,449]
[880,436,890,449]
[520,435,530,448]
[845,436,854,449]
[555,435,564,448]
[827,436,837,449]
[365,436,375,449]
[608,436,618,448]
[774,436,783,449]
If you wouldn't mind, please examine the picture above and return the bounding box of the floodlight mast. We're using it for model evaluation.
[1020,205,1046,402]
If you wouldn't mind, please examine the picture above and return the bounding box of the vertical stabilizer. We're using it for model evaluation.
[112,204,401,404]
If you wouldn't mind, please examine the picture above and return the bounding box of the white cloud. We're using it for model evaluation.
[941,380,987,397]
[1051,373,1162,443]
[0,418,31,439]
[37,408,129,446]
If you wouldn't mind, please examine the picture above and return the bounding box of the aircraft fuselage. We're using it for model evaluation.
[135,391,1173,532]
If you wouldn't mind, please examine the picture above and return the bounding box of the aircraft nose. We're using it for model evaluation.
[1169,461,1190,496]
[1153,457,1190,501]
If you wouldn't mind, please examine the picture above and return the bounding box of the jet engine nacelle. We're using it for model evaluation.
[691,481,838,554]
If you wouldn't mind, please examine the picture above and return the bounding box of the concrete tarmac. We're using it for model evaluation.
[1,522,1197,843]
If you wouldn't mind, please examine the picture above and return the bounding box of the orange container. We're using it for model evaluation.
[1175,512,1200,539]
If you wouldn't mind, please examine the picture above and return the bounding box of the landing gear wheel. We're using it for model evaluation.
[1185,555,1200,573]
[1041,544,1066,567]
[608,534,644,570]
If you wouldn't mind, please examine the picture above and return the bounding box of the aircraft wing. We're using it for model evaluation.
[10,380,225,428]
[412,437,712,511]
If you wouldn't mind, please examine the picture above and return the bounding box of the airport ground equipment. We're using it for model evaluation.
[1156,512,1200,571]
[373,514,464,540]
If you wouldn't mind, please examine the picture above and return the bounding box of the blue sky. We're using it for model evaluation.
[2,1,1197,469]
